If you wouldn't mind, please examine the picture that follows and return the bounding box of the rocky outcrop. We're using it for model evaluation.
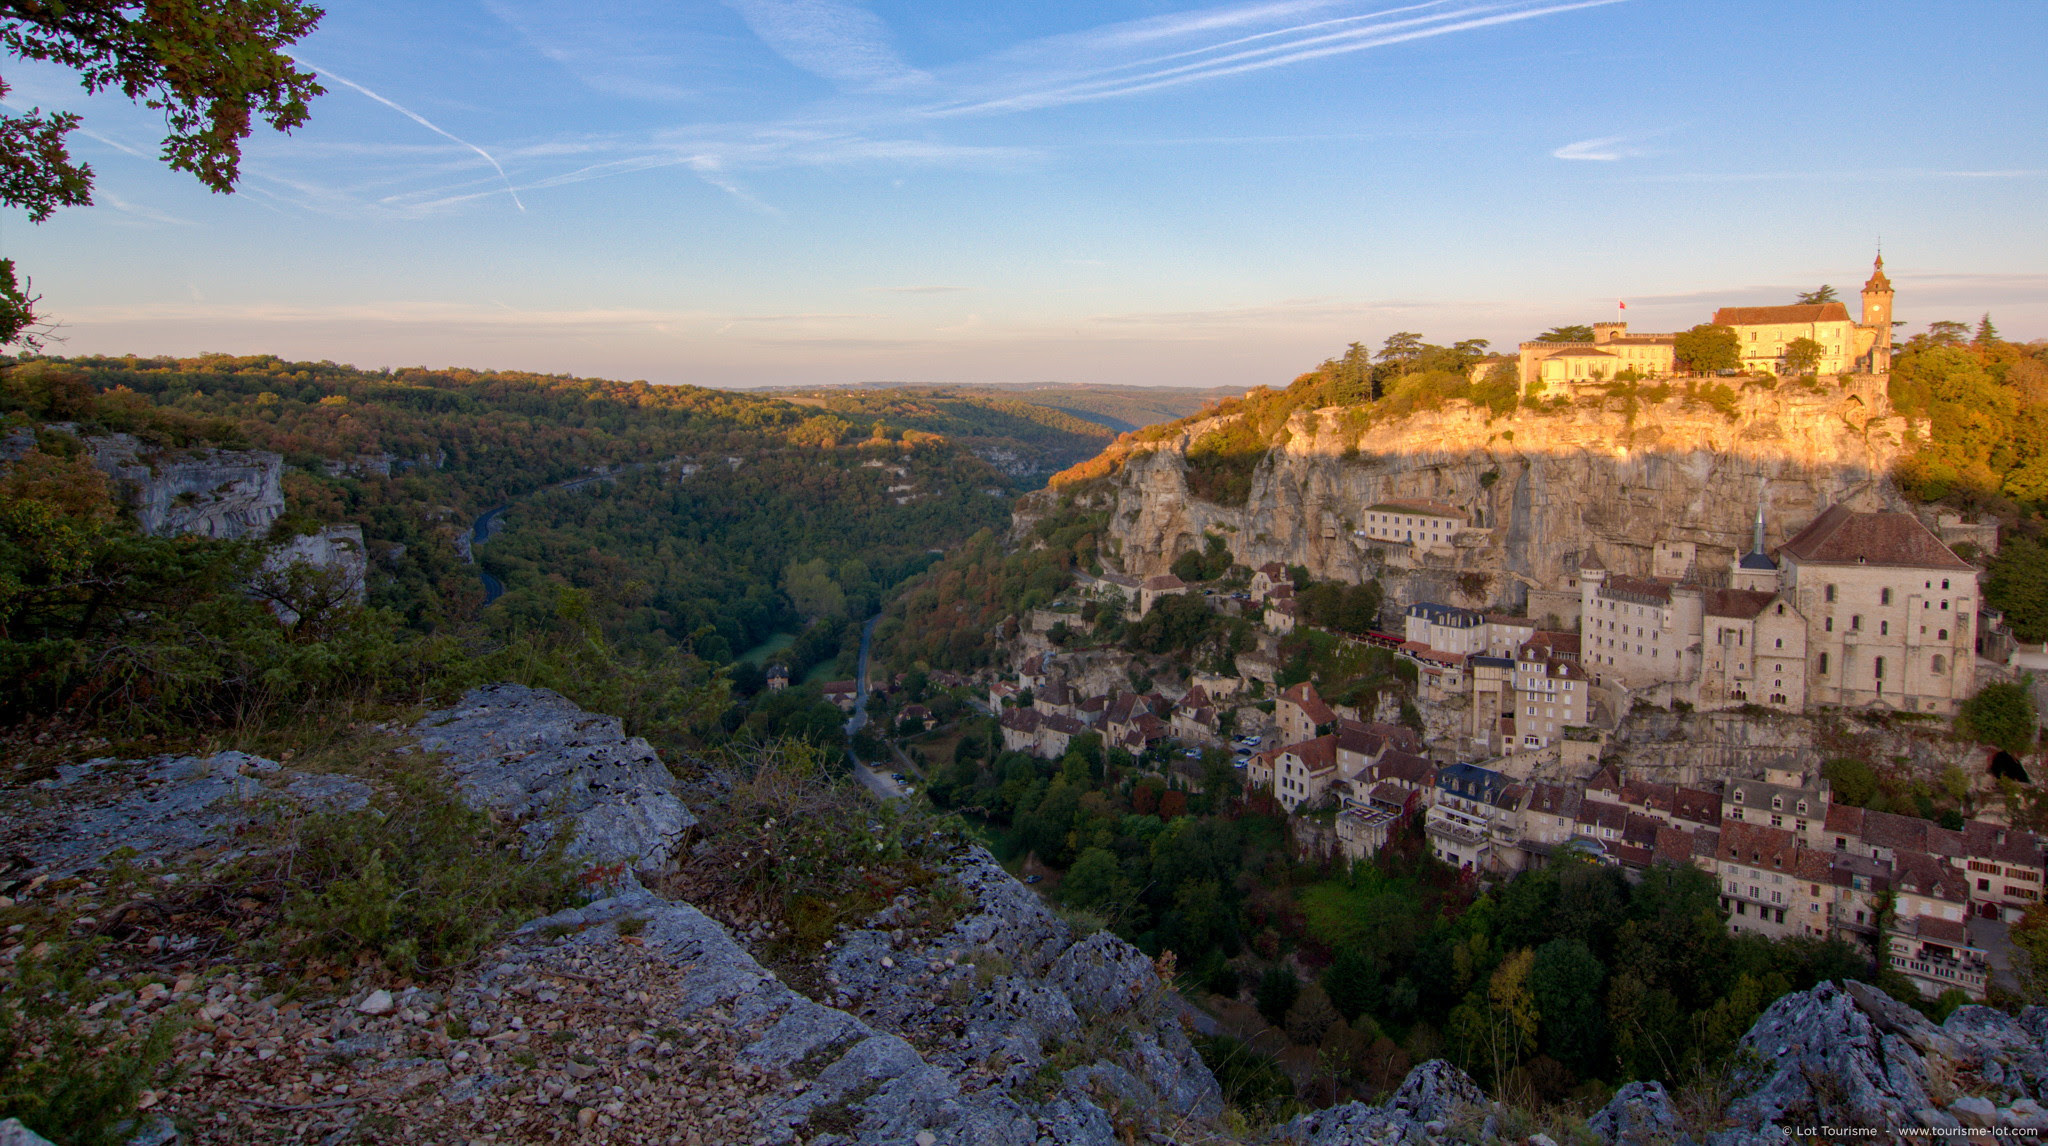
[1720,980,2048,1138]
[257,524,369,621]
[12,751,369,879]
[83,433,285,539]
[1081,381,1916,613]
[410,684,696,882]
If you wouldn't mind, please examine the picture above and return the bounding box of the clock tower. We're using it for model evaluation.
[1859,253,1895,373]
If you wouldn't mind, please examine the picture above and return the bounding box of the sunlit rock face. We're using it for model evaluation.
[84,432,286,539]
[1081,378,1914,614]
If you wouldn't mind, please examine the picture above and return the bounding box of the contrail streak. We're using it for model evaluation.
[292,56,526,212]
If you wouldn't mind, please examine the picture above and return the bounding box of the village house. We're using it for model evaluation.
[1404,602,1487,655]
[1717,820,1803,937]
[1888,850,1988,1000]
[823,680,858,711]
[1271,735,1340,812]
[766,664,789,691]
[1578,559,1705,690]
[1263,595,1298,634]
[1961,821,2047,922]
[1508,645,1587,752]
[1722,767,1829,848]
[1358,501,1466,551]
[1249,562,1290,603]
[1276,681,1337,744]
[1428,762,1512,872]
[1139,573,1188,616]
[1775,504,1978,715]
[1170,685,1223,745]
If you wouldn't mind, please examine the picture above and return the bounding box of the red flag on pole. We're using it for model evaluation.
[1618,300,1627,309]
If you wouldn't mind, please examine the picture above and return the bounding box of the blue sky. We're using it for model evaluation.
[6,0,2045,387]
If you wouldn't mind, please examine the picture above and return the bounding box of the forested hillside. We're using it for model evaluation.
[759,383,1237,482]
[0,355,1024,761]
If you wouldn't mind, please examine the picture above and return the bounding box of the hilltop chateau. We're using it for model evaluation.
[1516,254,1897,388]
[982,253,2041,1002]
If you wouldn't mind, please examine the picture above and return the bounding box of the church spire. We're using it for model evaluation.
[1751,497,1766,557]
[1864,251,1892,294]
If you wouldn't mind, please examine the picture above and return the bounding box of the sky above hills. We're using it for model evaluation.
[7,0,2045,388]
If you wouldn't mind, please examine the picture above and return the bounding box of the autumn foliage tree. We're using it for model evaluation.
[0,0,326,344]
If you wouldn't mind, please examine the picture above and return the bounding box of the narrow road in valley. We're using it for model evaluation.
[843,614,904,801]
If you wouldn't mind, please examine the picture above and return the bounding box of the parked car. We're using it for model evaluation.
[1023,874,1042,885]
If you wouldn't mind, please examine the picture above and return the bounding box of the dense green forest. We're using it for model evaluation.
[0,355,1026,758]
[923,720,1869,1110]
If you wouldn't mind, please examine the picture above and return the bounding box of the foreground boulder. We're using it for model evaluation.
[411,683,696,882]
[1718,980,2048,1138]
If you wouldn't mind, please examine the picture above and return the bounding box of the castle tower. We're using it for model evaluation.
[1860,253,1894,373]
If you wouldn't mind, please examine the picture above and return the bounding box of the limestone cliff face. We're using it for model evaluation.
[85,432,285,539]
[1091,379,1915,613]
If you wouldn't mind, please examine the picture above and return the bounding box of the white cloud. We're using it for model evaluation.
[1551,133,1645,161]
[720,0,930,91]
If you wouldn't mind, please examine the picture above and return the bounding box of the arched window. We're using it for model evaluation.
[1817,652,1829,675]
[1775,638,1784,648]
[1931,654,1947,674]
[1881,588,1892,605]
[1825,585,1837,603]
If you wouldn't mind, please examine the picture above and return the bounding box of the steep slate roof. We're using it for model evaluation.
[1624,812,1663,849]
[1620,779,1678,816]
[1703,588,1777,619]
[1712,302,1854,326]
[1523,631,1580,660]
[1777,504,1972,570]
[1407,601,1484,626]
[1600,573,1676,605]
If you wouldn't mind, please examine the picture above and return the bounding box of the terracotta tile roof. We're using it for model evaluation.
[1654,825,1697,866]
[1964,821,2046,867]
[1611,842,1656,868]
[1525,782,1582,819]
[1624,812,1662,848]
[1712,302,1854,326]
[1703,587,1777,619]
[1579,799,1629,833]
[1777,504,1972,570]
[1281,682,1336,725]
[1257,562,1286,578]
[1794,847,1834,883]
[1143,573,1187,591]
[1692,829,1720,860]
[1374,750,1436,787]
[1587,767,1622,795]
[1718,820,1800,869]
[1282,734,1339,774]
[1336,725,1387,761]
[1904,914,1971,945]
[1861,809,1935,853]
[1621,780,1678,815]
[1893,850,1968,903]
[1370,782,1413,807]
[1825,804,1865,835]
[1523,631,1580,659]
[1674,787,1721,825]
[1044,713,1088,736]
[1001,708,1042,732]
